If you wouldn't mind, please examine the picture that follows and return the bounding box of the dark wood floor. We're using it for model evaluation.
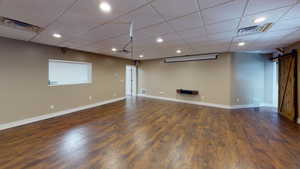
[1,97,300,169]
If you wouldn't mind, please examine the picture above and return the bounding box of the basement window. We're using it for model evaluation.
[48,60,92,86]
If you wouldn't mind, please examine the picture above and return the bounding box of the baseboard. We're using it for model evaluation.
[0,97,126,131]
[138,94,261,109]
[261,103,277,108]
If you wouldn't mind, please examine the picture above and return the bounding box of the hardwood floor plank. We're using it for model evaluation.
[1,97,300,169]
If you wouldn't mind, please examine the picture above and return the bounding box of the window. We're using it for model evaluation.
[48,60,92,86]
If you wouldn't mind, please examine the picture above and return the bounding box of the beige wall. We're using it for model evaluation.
[138,54,233,106]
[230,53,269,106]
[138,52,273,107]
[264,58,276,105]
[0,37,132,124]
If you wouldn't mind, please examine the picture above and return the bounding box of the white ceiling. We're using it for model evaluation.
[0,0,300,60]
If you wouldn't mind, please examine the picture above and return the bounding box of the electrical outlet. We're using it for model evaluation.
[50,105,55,110]
[201,96,205,100]
[236,98,240,103]
[89,96,92,100]
[113,93,117,97]
[159,91,164,95]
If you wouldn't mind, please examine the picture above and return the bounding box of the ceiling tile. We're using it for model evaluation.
[270,18,300,31]
[207,31,236,40]
[202,0,247,24]
[258,28,297,43]
[239,7,290,28]
[198,0,234,10]
[0,0,77,27]
[134,32,183,49]
[118,5,164,30]
[76,23,130,42]
[265,28,298,37]
[1,0,299,59]
[167,12,204,32]
[103,0,149,16]
[191,43,230,53]
[31,29,69,46]
[206,19,240,34]
[177,27,206,39]
[233,33,262,43]
[59,38,95,48]
[44,0,120,36]
[150,0,199,20]
[135,22,174,38]
[245,0,297,15]
[282,3,300,20]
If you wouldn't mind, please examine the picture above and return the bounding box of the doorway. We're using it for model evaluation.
[273,62,278,107]
[126,65,137,96]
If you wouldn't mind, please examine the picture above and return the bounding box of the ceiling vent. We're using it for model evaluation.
[237,23,273,36]
[0,16,43,33]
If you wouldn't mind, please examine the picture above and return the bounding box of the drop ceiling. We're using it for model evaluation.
[0,0,299,60]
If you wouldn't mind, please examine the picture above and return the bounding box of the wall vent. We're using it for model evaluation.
[0,16,43,33]
[237,23,273,36]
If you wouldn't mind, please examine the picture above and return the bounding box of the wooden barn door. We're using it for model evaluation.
[278,50,298,121]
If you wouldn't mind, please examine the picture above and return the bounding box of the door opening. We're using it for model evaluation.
[273,61,278,108]
[126,65,137,96]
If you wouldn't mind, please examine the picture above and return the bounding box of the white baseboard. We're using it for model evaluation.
[261,103,277,108]
[0,97,126,131]
[138,94,262,109]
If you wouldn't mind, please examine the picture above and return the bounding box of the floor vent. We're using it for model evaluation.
[0,16,43,33]
[238,23,273,36]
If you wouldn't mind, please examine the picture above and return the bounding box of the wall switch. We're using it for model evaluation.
[89,96,92,100]
[50,105,55,110]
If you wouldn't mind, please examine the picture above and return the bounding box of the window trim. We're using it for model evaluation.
[48,59,92,87]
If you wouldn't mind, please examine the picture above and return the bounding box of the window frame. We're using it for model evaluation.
[48,59,92,87]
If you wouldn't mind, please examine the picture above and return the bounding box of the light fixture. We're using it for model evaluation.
[238,42,245,46]
[176,49,182,54]
[52,33,62,38]
[139,54,144,58]
[254,17,266,24]
[156,37,164,43]
[99,1,111,13]
[112,48,117,52]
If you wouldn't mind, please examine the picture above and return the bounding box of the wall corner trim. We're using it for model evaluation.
[0,97,126,131]
[138,94,262,109]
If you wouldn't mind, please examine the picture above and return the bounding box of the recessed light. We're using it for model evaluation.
[254,17,266,24]
[156,37,164,43]
[176,49,182,54]
[99,2,111,13]
[238,42,245,46]
[139,54,144,58]
[52,33,62,38]
[112,48,117,52]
